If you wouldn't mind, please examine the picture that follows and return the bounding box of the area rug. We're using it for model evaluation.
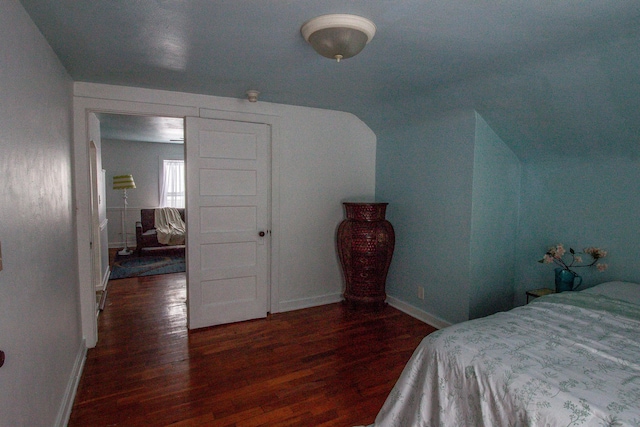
[110,254,185,280]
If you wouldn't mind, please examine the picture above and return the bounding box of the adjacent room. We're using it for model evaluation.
[2,0,640,425]
[100,113,186,281]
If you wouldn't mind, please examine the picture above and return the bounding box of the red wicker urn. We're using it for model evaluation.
[337,202,395,308]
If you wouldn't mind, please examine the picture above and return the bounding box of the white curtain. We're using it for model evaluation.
[160,159,185,208]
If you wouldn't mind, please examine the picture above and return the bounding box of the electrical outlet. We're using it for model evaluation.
[417,286,424,300]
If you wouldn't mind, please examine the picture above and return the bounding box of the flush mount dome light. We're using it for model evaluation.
[301,14,376,62]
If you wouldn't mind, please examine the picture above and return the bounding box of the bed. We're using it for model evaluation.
[366,281,640,426]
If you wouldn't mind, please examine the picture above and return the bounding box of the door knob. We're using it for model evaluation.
[259,231,265,237]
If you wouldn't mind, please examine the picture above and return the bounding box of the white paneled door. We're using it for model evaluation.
[185,117,270,329]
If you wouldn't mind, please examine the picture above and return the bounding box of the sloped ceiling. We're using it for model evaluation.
[19,0,640,161]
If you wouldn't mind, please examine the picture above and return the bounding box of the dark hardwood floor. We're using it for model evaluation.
[70,270,437,426]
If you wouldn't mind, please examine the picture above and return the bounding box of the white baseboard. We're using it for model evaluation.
[55,340,87,427]
[277,292,453,331]
[103,267,110,288]
[96,267,110,292]
[277,292,343,313]
[386,295,452,330]
[109,241,133,249]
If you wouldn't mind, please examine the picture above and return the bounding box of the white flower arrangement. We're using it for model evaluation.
[539,244,608,275]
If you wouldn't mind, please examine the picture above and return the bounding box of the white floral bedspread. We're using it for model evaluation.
[369,292,640,426]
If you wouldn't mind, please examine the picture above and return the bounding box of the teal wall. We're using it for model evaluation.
[469,114,521,319]
[514,157,640,305]
[377,108,640,324]
[376,110,476,325]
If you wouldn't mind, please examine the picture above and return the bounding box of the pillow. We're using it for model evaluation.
[581,281,640,305]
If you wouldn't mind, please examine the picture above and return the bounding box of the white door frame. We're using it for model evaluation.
[73,95,280,348]
[89,141,102,304]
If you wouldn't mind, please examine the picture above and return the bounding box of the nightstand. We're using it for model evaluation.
[526,288,555,303]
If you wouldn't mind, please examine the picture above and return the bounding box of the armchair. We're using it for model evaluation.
[135,208,186,255]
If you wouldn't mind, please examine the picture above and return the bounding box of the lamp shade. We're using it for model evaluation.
[113,174,136,190]
[301,14,376,62]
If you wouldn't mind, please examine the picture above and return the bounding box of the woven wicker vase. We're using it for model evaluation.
[337,202,395,309]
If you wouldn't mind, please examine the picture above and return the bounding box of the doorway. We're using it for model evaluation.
[94,112,186,309]
[75,99,278,347]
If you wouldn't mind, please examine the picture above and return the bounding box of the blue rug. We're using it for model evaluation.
[110,254,185,279]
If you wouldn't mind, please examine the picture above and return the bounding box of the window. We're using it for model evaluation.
[160,159,185,208]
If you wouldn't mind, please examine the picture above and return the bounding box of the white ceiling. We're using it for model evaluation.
[18,1,640,159]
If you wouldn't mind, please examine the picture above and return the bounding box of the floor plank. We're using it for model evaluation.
[69,272,436,426]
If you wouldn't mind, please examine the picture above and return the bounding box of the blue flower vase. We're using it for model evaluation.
[554,268,582,292]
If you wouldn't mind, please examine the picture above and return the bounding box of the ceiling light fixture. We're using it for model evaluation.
[301,14,376,62]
